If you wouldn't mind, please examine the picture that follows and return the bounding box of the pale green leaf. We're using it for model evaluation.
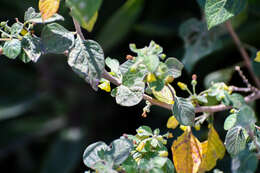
[172,97,195,126]
[165,57,184,78]
[68,36,105,91]
[224,126,247,156]
[204,0,247,29]
[3,39,21,59]
[41,23,74,54]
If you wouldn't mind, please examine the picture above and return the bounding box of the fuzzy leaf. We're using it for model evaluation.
[3,39,21,59]
[68,36,105,91]
[165,58,184,78]
[21,35,42,62]
[204,0,247,29]
[224,126,247,156]
[224,114,237,130]
[172,97,195,126]
[41,23,75,54]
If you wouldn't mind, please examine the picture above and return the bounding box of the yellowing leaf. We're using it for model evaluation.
[199,126,225,172]
[152,85,175,104]
[81,12,98,32]
[39,0,60,21]
[167,116,179,129]
[172,128,202,173]
[254,51,260,62]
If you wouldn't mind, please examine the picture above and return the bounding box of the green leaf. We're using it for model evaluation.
[3,39,21,59]
[236,105,256,128]
[122,156,138,173]
[204,0,247,29]
[120,60,135,75]
[231,148,258,173]
[136,126,153,137]
[224,126,247,156]
[66,0,102,32]
[19,51,31,63]
[41,128,85,173]
[224,114,237,130]
[223,93,245,109]
[165,57,184,78]
[97,0,144,51]
[68,36,105,91]
[24,7,64,24]
[10,23,23,36]
[179,18,222,72]
[143,55,160,72]
[204,67,235,88]
[105,57,120,75]
[21,35,42,62]
[41,23,74,54]
[115,81,144,107]
[106,137,133,166]
[83,142,109,169]
[172,96,195,126]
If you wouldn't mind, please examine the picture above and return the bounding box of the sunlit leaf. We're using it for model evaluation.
[152,85,174,104]
[224,126,247,156]
[199,126,225,172]
[3,39,21,59]
[39,0,60,21]
[172,128,202,173]
[66,0,102,32]
[172,96,195,126]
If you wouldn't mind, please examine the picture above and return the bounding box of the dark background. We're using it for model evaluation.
[0,0,260,172]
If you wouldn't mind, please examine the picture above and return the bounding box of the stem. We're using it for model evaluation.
[72,18,85,40]
[225,21,260,88]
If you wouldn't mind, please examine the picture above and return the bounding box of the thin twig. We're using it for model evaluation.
[225,21,260,88]
[235,66,258,92]
[72,18,85,40]
[230,85,252,93]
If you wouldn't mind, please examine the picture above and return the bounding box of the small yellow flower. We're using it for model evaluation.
[180,125,188,131]
[136,142,145,152]
[147,73,157,83]
[254,51,260,62]
[167,116,179,129]
[98,81,111,92]
[20,28,28,36]
[194,124,201,131]
[230,109,236,114]
[158,151,168,157]
[168,133,174,138]
[165,76,174,83]
[177,82,187,90]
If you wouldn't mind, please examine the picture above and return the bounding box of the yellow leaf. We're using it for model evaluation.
[80,12,98,32]
[39,0,60,21]
[167,116,179,129]
[199,126,225,172]
[254,51,260,62]
[172,128,202,173]
[152,85,175,104]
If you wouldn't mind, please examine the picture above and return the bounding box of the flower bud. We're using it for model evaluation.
[147,73,157,83]
[159,151,168,157]
[177,82,187,90]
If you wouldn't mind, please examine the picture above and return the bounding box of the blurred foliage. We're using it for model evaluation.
[0,0,260,172]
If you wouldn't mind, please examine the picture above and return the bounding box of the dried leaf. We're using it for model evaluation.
[172,128,202,173]
[199,125,225,172]
[39,0,60,20]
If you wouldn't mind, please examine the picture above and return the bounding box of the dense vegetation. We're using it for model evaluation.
[0,0,260,172]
